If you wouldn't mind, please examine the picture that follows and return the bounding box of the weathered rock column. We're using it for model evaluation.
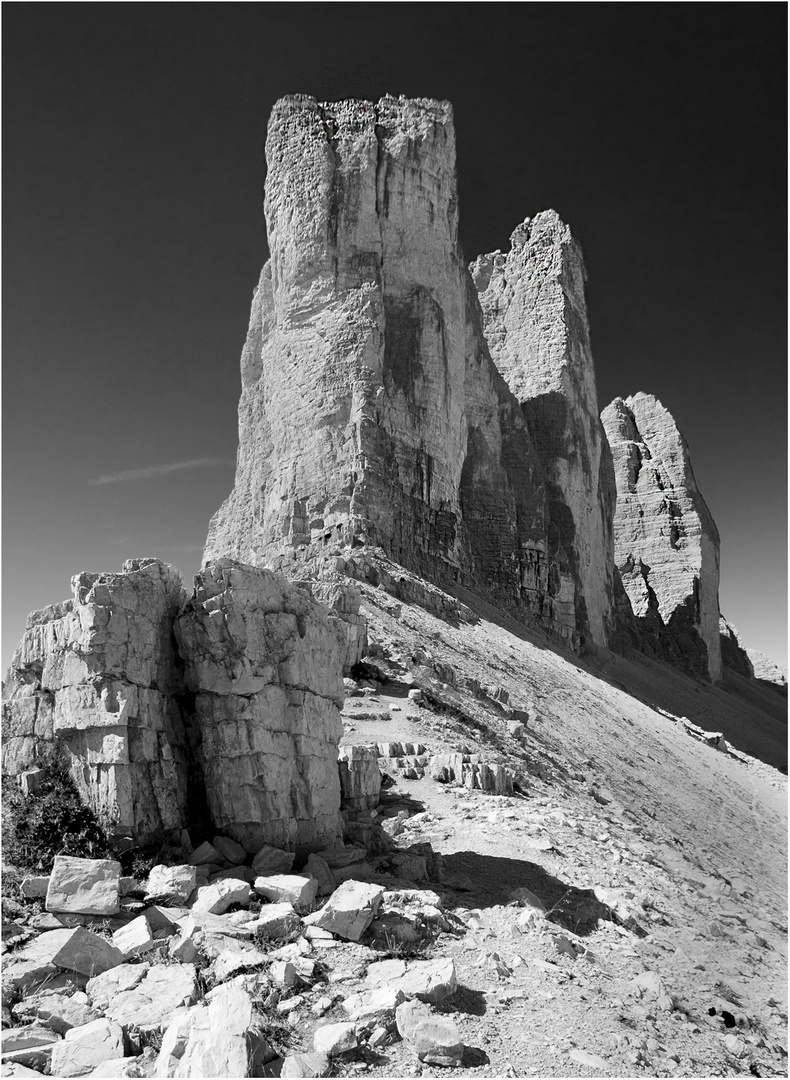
[601,393,722,681]
[471,212,615,647]
[175,560,345,852]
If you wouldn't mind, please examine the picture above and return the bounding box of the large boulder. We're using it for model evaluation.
[46,856,121,917]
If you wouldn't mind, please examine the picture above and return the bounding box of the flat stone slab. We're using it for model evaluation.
[49,1017,125,1078]
[313,880,384,941]
[253,874,317,911]
[15,927,124,978]
[105,963,199,1033]
[46,856,121,917]
[87,963,149,1011]
[12,991,99,1034]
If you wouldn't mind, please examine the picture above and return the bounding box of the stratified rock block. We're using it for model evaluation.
[1,558,189,841]
[601,393,722,680]
[175,559,345,853]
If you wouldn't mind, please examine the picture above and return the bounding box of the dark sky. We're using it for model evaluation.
[3,4,787,670]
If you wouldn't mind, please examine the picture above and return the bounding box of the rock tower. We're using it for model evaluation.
[601,393,722,681]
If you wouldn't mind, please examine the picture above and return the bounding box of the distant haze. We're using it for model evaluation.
[3,6,786,672]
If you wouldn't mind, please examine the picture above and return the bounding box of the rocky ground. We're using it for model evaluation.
[2,580,787,1078]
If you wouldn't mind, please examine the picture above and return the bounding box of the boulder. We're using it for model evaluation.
[391,958,458,1004]
[303,855,335,897]
[49,1017,125,1078]
[313,1023,357,1057]
[0,1025,61,1071]
[337,745,381,811]
[281,1050,330,1077]
[19,876,49,899]
[312,880,384,942]
[212,836,247,865]
[15,927,124,978]
[190,879,252,916]
[252,845,296,876]
[46,856,121,917]
[12,991,99,1035]
[187,841,222,867]
[86,963,149,1011]
[253,902,301,941]
[341,986,405,1022]
[105,964,199,1034]
[144,866,197,905]
[156,982,273,1078]
[111,915,154,959]
[207,938,269,983]
[396,999,464,1066]
[253,875,317,912]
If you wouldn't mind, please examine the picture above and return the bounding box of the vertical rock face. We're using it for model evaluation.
[1,559,190,839]
[470,213,615,646]
[175,560,344,853]
[2,558,345,851]
[601,393,722,681]
[205,95,471,581]
[205,94,607,645]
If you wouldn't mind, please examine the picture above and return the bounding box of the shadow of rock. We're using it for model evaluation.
[461,1046,491,1068]
[440,851,618,938]
[439,985,487,1017]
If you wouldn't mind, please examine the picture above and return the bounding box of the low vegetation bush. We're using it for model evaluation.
[1,763,115,873]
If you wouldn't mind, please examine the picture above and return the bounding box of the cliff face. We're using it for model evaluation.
[470,214,616,646]
[601,393,722,681]
[205,95,615,648]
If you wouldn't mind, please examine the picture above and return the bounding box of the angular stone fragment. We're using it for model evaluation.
[187,842,221,867]
[207,937,269,983]
[341,986,405,1022]
[105,964,199,1034]
[49,1017,125,1078]
[86,963,149,1011]
[337,745,381,811]
[12,991,99,1035]
[312,880,384,942]
[144,865,197,905]
[111,915,154,959]
[212,836,247,865]
[396,999,464,1066]
[19,876,49,899]
[190,879,252,916]
[156,983,272,1078]
[1,1026,62,1053]
[46,856,121,917]
[253,875,317,911]
[252,845,296,876]
[281,1050,330,1077]
[303,855,335,897]
[16,927,124,978]
[313,1023,357,1057]
[390,959,458,1004]
[365,958,407,988]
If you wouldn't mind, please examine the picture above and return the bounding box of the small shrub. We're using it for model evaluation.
[1,764,115,873]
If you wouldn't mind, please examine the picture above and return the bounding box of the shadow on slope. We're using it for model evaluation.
[441,850,626,938]
[449,578,787,773]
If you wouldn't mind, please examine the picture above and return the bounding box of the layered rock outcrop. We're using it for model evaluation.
[205,94,615,647]
[601,394,722,681]
[1,559,190,839]
[175,560,344,851]
[470,213,615,645]
[2,559,345,851]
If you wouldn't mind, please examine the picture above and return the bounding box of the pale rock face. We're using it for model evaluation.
[204,95,557,634]
[601,393,722,681]
[1,559,189,840]
[46,856,121,917]
[175,559,344,853]
[471,212,615,646]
